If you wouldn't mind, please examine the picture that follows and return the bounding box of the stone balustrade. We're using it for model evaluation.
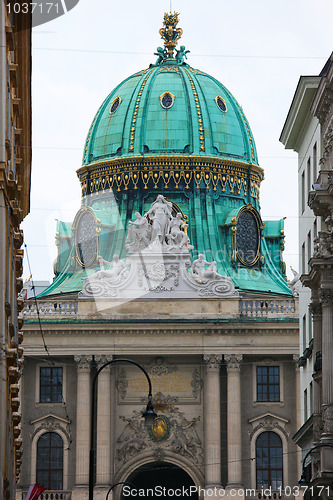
[22,300,78,316]
[21,297,297,319]
[239,298,296,317]
[246,491,291,500]
[22,492,71,500]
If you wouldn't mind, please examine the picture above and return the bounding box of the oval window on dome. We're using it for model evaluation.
[236,208,261,266]
[75,210,98,267]
[109,96,122,115]
[215,95,227,113]
[160,92,175,109]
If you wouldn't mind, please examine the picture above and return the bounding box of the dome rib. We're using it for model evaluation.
[82,62,259,166]
[178,67,194,153]
[190,70,216,155]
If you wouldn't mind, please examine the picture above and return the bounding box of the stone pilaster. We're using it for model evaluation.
[225,354,243,488]
[74,355,92,486]
[203,354,222,487]
[293,354,302,478]
[310,302,323,445]
[95,355,112,487]
[319,289,333,442]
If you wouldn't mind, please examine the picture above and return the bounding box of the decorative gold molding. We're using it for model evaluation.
[77,156,263,198]
[183,68,205,151]
[129,70,154,151]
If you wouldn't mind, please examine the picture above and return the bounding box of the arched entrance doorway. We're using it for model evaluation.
[122,462,199,500]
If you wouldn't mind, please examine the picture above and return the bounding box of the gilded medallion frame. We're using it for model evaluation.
[215,95,227,113]
[109,96,122,115]
[160,91,175,109]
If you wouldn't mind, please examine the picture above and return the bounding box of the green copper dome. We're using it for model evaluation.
[36,13,292,299]
[82,64,258,166]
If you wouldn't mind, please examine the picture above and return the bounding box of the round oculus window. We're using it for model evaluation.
[215,96,227,112]
[76,211,97,266]
[236,210,260,265]
[160,92,174,109]
[109,96,121,115]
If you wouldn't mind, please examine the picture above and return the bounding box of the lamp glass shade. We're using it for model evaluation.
[142,400,157,427]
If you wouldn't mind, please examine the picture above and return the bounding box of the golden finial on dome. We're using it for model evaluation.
[159,11,183,59]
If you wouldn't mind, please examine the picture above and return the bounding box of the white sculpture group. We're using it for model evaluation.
[80,195,237,298]
[125,195,192,252]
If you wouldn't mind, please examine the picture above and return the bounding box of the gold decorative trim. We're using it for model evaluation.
[160,91,175,109]
[215,95,227,113]
[236,105,255,162]
[129,70,153,151]
[189,68,206,75]
[109,96,122,115]
[77,156,263,198]
[159,67,179,72]
[183,68,205,151]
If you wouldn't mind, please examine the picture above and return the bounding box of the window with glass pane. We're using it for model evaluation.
[257,366,280,402]
[37,432,63,490]
[256,431,283,489]
[40,367,63,403]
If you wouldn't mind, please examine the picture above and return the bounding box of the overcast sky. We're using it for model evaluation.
[22,0,333,283]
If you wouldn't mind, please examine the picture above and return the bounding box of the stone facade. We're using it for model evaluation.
[17,289,300,500]
[283,52,333,499]
[0,3,31,499]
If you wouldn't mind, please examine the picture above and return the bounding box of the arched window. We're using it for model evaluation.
[256,431,283,489]
[37,432,63,490]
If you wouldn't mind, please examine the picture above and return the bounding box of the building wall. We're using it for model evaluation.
[0,2,31,497]
[297,117,321,426]
[18,303,299,499]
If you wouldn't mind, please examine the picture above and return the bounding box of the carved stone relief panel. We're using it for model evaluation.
[116,359,203,404]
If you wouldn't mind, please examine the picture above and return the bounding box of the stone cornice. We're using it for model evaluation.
[22,325,299,337]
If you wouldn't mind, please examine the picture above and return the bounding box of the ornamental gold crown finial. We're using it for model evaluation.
[159,11,183,59]
[154,12,190,66]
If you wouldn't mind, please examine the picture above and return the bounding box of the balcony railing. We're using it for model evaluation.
[239,298,296,317]
[245,490,292,500]
[23,301,78,317]
[22,296,297,320]
[22,492,71,500]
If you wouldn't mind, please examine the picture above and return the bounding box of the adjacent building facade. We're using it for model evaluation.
[18,13,299,500]
[0,2,32,499]
[280,73,322,454]
[281,54,333,498]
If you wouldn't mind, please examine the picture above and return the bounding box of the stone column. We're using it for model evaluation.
[319,290,333,446]
[225,354,243,488]
[203,354,222,487]
[74,355,92,487]
[310,302,323,445]
[293,354,302,478]
[95,355,112,487]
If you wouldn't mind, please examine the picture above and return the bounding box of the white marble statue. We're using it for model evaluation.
[287,266,301,297]
[92,254,128,283]
[125,212,150,251]
[167,213,193,250]
[144,194,173,245]
[190,254,223,283]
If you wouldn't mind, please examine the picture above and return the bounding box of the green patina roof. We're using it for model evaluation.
[36,15,291,300]
[82,63,258,166]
